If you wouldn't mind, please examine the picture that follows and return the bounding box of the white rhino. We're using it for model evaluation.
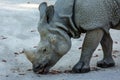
[24,0,120,73]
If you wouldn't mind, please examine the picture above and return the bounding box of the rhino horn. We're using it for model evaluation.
[23,49,35,63]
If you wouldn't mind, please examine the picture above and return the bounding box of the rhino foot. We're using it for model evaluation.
[97,59,115,68]
[72,62,90,73]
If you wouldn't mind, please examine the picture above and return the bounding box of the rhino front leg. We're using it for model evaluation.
[72,29,104,73]
[97,33,115,68]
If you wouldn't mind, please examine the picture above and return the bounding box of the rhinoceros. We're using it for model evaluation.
[24,0,120,73]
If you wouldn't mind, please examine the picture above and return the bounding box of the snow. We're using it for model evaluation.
[0,0,120,80]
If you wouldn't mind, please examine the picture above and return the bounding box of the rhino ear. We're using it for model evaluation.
[46,5,54,23]
[39,2,47,23]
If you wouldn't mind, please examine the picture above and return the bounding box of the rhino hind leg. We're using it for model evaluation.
[97,33,115,68]
[72,29,104,73]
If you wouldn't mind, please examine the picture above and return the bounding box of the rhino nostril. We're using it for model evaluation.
[33,64,41,70]
[35,65,41,69]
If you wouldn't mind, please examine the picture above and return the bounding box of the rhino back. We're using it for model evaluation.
[74,0,120,33]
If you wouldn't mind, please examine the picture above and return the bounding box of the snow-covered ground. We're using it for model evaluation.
[0,0,120,80]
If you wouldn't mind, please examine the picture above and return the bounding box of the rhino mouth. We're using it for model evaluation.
[33,63,50,74]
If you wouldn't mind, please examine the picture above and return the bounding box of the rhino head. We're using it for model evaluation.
[24,2,71,74]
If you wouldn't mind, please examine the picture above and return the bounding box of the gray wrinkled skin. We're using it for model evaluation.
[24,0,120,74]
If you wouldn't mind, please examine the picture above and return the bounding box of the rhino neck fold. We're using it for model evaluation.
[50,16,81,39]
[48,22,71,41]
[52,0,81,39]
[48,22,72,56]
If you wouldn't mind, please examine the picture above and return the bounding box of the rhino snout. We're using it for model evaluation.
[33,61,50,74]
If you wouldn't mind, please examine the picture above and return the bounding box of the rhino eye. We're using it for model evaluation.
[43,48,47,53]
[43,49,46,52]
